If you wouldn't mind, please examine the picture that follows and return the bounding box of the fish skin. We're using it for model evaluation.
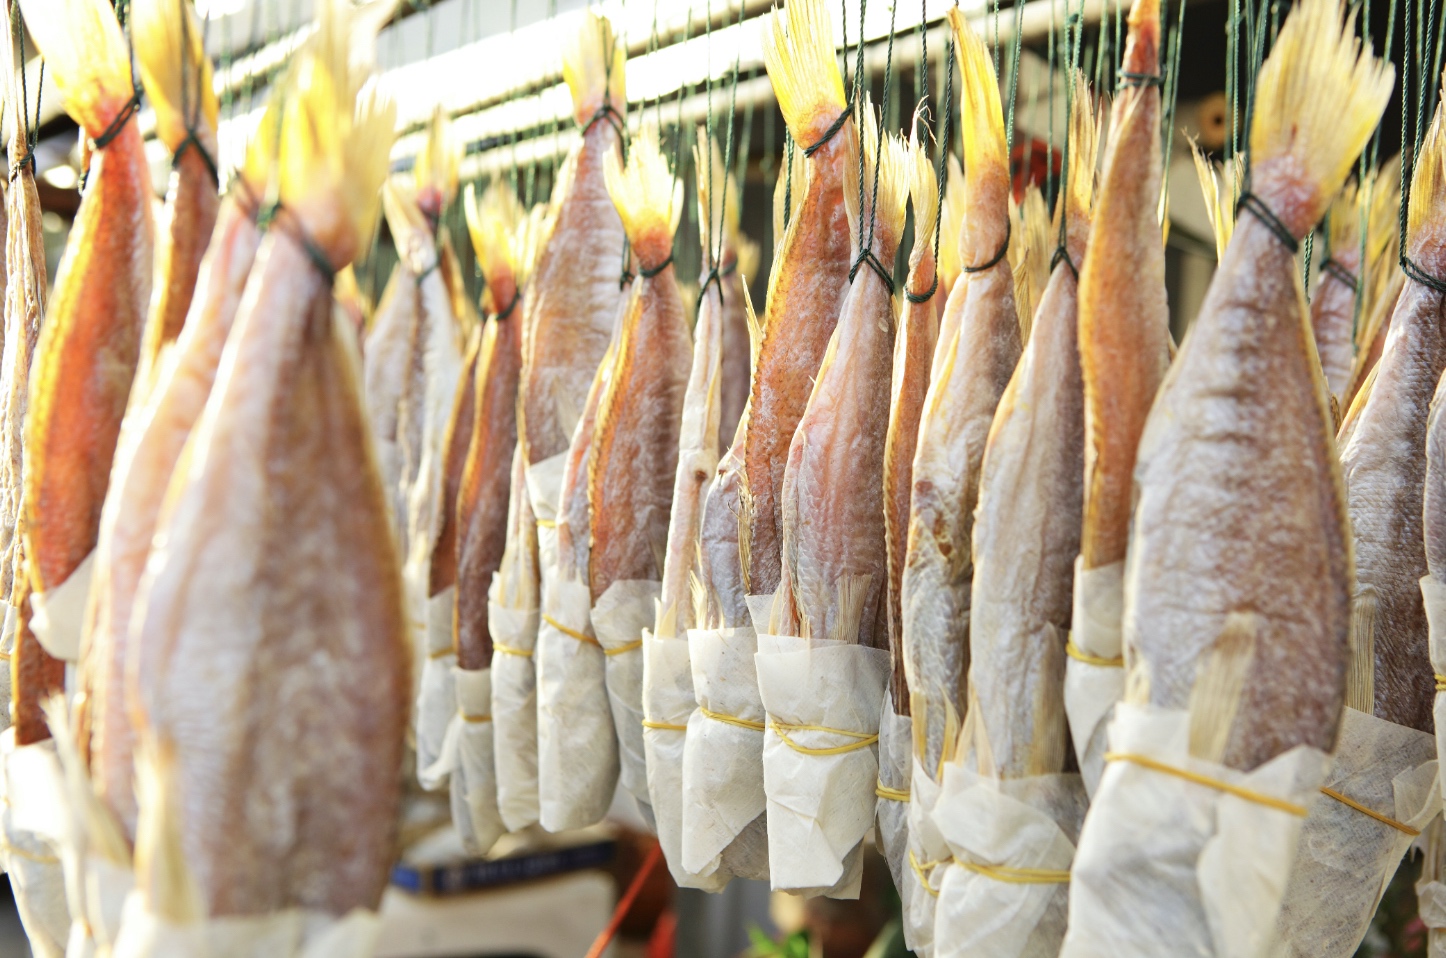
[718,253,754,454]
[698,446,750,628]
[1311,245,1360,404]
[556,320,619,585]
[589,271,692,603]
[454,304,524,668]
[520,124,626,466]
[87,186,262,838]
[968,257,1087,778]
[1077,0,1170,575]
[134,237,408,916]
[23,119,153,596]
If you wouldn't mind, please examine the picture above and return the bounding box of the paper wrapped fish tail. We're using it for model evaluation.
[1067,0,1171,796]
[131,0,220,392]
[128,2,403,928]
[19,0,154,662]
[1063,0,1391,953]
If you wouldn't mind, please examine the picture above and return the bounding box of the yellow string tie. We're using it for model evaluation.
[492,642,534,658]
[957,859,1071,885]
[1436,673,1446,692]
[876,781,910,802]
[1104,752,1308,817]
[908,849,943,898]
[460,711,492,724]
[536,517,557,529]
[699,706,767,732]
[1065,638,1124,668]
[604,638,643,656]
[0,840,58,865]
[428,646,454,660]
[770,720,879,756]
[1320,786,1419,836]
[642,718,688,731]
[543,614,601,648]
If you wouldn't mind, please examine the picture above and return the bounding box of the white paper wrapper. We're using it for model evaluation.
[0,604,15,733]
[111,895,380,958]
[0,730,68,957]
[905,755,948,957]
[447,667,505,856]
[1060,702,1329,958]
[930,765,1087,958]
[1417,817,1446,958]
[755,634,891,898]
[1064,559,1124,796]
[1276,707,1438,957]
[591,579,656,820]
[682,624,769,886]
[527,454,617,832]
[489,598,540,832]
[1424,575,1446,805]
[416,587,457,789]
[876,692,911,933]
[29,550,95,662]
[643,629,722,890]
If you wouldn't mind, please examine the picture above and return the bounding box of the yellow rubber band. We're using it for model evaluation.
[876,782,910,802]
[1065,638,1124,668]
[535,517,557,529]
[1436,673,1446,691]
[699,706,767,731]
[957,859,1071,885]
[543,613,601,647]
[0,840,58,865]
[908,849,943,897]
[770,720,879,756]
[604,638,643,656]
[460,711,492,724]
[428,646,454,660]
[1104,751,1308,817]
[492,642,534,658]
[642,719,688,731]
[1320,786,1420,836]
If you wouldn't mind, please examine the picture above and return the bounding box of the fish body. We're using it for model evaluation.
[364,265,415,534]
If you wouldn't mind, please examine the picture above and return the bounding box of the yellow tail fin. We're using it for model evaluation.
[694,131,741,270]
[563,10,626,131]
[239,93,282,201]
[464,181,524,315]
[762,0,849,149]
[1191,141,1236,261]
[950,8,1008,187]
[132,0,218,155]
[1054,75,1100,246]
[843,100,911,260]
[1250,0,1392,235]
[415,107,460,222]
[937,153,966,289]
[17,0,132,137]
[132,736,204,924]
[278,0,396,271]
[1010,185,1052,340]
[605,125,683,274]
[906,124,940,272]
[1325,181,1360,258]
[1407,86,1446,266]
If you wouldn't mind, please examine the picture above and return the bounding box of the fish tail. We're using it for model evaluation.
[907,125,939,260]
[132,735,204,924]
[842,101,911,258]
[240,94,283,200]
[464,181,523,313]
[1407,86,1446,271]
[762,0,849,150]
[414,107,460,222]
[694,131,743,269]
[1009,184,1052,338]
[1325,181,1360,256]
[1121,0,1161,77]
[1191,139,1235,260]
[17,0,133,139]
[1249,0,1392,236]
[949,8,1008,186]
[936,154,967,287]
[563,10,626,130]
[132,0,218,154]
[605,126,683,274]
[772,137,810,249]
[1056,74,1101,232]
[278,0,396,270]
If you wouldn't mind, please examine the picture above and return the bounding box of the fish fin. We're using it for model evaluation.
[1249,0,1392,235]
[38,696,130,868]
[464,181,523,313]
[1366,156,1402,276]
[1408,84,1446,271]
[415,107,460,220]
[1186,611,1258,764]
[828,573,872,644]
[742,272,764,376]
[1325,179,1361,255]
[605,125,682,273]
[736,474,755,597]
[688,569,711,631]
[950,7,1008,188]
[906,122,940,269]
[279,0,396,269]
[1009,185,1052,341]
[936,154,967,289]
[1191,139,1235,261]
[240,92,283,199]
[1050,74,1100,247]
[958,682,996,775]
[17,0,132,139]
[1344,586,1377,713]
[563,9,626,129]
[656,600,679,641]
[762,0,848,149]
[132,735,204,924]
[132,0,218,153]
[382,180,437,277]
[843,100,911,259]
[694,129,740,270]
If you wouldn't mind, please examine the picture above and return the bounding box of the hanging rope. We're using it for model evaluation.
[1051,3,1084,280]
[8,0,40,181]
[173,0,219,187]
[906,0,954,304]
[700,0,746,313]
[849,0,897,296]
[1402,0,1446,291]
[1006,0,1027,154]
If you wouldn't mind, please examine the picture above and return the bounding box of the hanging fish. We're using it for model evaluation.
[128,1,400,915]
[131,0,220,396]
[737,0,855,603]
[1066,0,1173,789]
[718,170,759,452]
[1009,185,1052,344]
[934,154,965,321]
[83,103,276,840]
[901,6,1020,778]
[18,0,155,666]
